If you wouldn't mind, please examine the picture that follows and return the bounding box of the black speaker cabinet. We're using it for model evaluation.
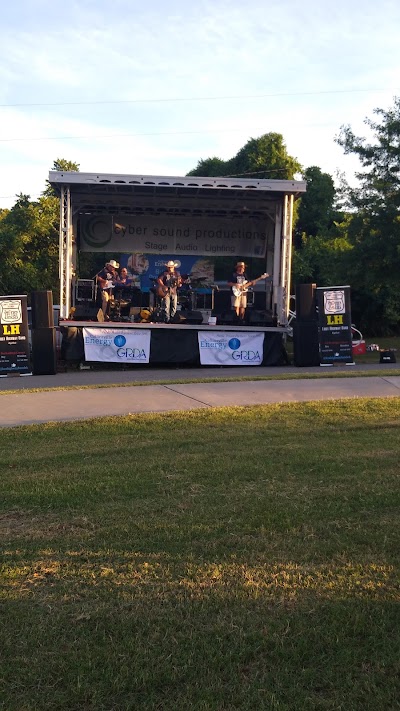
[184,310,204,325]
[32,328,57,375]
[31,290,54,329]
[213,290,232,315]
[73,305,104,322]
[293,321,320,367]
[247,310,273,326]
[380,350,396,363]
[295,283,317,321]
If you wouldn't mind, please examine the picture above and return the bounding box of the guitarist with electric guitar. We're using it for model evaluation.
[227,261,269,323]
[156,260,182,323]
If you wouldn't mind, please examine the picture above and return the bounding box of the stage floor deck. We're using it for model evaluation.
[61,320,288,333]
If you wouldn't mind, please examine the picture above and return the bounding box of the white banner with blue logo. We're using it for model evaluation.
[198,331,264,366]
[83,328,151,364]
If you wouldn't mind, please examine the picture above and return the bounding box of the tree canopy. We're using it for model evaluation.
[293,97,400,334]
[187,132,302,179]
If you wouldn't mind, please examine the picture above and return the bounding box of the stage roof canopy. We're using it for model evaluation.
[49,171,307,219]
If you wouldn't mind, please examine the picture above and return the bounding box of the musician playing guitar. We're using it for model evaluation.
[156,260,182,323]
[227,261,268,323]
[95,259,119,319]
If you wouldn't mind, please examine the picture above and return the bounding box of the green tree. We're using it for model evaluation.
[0,159,80,300]
[43,158,80,197]
[188,132,301,179]
[296,166,337,239]
[335,97,400,334]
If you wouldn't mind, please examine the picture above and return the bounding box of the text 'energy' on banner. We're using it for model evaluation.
[83,327,151,364]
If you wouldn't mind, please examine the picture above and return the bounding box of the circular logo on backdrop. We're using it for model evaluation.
[81,216,112,248]
[228,338,241,350]
[114,335,126,347]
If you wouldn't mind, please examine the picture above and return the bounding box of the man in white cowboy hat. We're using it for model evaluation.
[227,260,249,323]
[156,260,182,323]
[95,259,119,318]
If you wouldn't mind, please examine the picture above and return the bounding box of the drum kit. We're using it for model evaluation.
[108,284,140,321]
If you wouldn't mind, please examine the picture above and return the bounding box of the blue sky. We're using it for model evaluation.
[0,0,399,208]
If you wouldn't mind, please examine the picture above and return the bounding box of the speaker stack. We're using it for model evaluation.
[31,290,57,375]
[293,283,320,367]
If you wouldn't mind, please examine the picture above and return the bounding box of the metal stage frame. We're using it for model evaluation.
[50,171,306,328]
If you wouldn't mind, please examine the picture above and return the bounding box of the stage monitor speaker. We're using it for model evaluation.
[295,283,317,321]
[170,312,187,324]
[293,321,320,367]
[73,305,104,322]
[31,290,54,329]
[32,327,57,375]
[184,310,203,325]
[247,310,273,327]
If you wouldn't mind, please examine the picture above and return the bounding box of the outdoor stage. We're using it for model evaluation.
[48,170,305,371]
[60,320,288,367]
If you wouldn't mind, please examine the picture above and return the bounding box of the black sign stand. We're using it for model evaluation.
[316,286,354,366]
[0,295,31,376]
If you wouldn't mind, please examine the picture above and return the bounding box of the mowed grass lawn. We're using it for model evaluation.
[1,399,399,711]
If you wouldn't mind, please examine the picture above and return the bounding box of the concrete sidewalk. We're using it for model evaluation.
[0,361,396,392]
[0,372,399,428]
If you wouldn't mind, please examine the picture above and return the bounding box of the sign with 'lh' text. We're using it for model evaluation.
[316,286,353,365]
[0,295,31,375]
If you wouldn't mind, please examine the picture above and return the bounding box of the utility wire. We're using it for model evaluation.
[0,87,399,109]
[0,122,338,143]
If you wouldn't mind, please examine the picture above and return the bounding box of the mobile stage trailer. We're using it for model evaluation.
[49,171,306,366]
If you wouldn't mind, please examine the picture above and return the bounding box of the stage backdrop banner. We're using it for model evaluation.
[119,254,214,292]
[0,295,31,375]
[83,327,151,364]
[80,215,267,258]
[198,331,265,366]
[316,286,353,364]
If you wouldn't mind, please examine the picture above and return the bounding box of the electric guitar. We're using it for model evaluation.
[231,273,269,297]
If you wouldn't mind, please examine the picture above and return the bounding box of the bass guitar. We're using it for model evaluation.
[231,273,269,298]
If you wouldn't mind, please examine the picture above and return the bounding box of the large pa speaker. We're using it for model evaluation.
[31,290,54,329]
[32,327,57,375]
[184,310,204,325]
[295,283,317,321]
[73,305,104,322]
[293,321,320,367]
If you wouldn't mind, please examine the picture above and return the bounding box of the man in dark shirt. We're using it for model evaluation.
[157,260,182,323]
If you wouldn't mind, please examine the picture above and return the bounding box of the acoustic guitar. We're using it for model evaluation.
[156,276,182,299]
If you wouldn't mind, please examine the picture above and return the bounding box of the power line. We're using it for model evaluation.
[0,87,399,109]
[0,121,338,143]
